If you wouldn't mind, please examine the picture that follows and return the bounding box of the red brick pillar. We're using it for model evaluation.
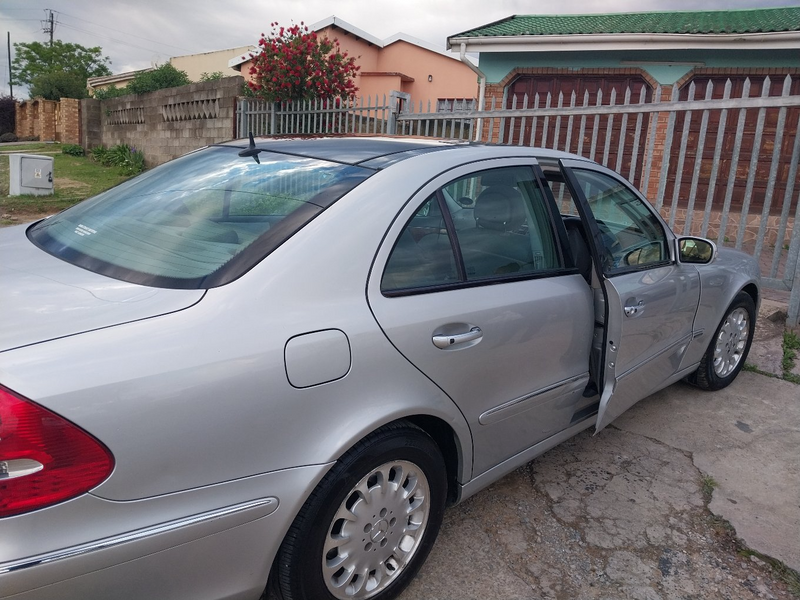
[59,98,81,144]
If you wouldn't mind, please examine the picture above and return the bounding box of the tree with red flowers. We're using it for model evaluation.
[247,22,359,102]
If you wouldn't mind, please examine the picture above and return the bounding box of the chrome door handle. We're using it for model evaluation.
[432,326,482,349]
[624,300,644,317]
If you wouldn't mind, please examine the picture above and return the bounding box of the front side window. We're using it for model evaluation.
[381,166,561,293]
[570,169,668,273]
[28,146,372,288]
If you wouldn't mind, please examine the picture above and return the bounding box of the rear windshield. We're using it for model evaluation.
[28,146,372,288]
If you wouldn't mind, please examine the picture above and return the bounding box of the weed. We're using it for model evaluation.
[783,331,800,381]
[701,474,717,503]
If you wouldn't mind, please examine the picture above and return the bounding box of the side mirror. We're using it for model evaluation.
[677,237,716,264]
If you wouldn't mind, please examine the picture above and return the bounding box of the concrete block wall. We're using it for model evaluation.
[83,76,243,166]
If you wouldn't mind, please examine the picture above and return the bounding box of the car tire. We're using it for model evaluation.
[274,421,447,600]
[690,291,755,391]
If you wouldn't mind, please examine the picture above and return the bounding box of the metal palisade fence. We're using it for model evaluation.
[236,94,401,138]
[236,78,800,325]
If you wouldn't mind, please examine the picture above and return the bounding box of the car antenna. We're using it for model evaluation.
[238,132,262,164]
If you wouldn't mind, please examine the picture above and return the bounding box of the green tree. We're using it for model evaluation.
[126,64,190,95]
[29,72,90,101]
[12,41,111,97]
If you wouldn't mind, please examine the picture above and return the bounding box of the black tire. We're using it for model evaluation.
[690,291,755,391]
[274,421,447,600]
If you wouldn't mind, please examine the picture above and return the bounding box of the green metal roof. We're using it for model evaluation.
[451,7,800,38]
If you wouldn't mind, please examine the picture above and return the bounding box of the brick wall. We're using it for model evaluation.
[15,99,59,141]
[59,98,81,145]
[83,76,243,166]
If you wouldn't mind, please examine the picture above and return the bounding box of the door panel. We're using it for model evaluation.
[369,159,594,476]
[558,159,700,431]
[370,277,594,475]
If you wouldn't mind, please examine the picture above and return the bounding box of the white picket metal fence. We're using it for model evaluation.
[236,78,800,325]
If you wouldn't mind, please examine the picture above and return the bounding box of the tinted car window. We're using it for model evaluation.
[571,169,668,273]
[28,146,372,289]
[381,195,458,292]
[445,167,560,280]
[381,166,561,293]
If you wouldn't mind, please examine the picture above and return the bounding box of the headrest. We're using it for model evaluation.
[474,186,526,232]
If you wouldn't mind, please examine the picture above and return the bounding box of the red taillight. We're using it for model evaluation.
[0,385,114,518]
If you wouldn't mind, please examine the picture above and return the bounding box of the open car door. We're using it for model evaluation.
[557,159,701,432]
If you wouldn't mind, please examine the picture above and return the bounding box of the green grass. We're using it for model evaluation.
[0,142,57,154]
[783,331,800,384]
[1,145,133,224]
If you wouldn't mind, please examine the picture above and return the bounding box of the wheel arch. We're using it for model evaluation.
[402,415,465,506]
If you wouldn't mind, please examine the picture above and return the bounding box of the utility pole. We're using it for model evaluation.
[7,32,12,98]
[42,9,55,47]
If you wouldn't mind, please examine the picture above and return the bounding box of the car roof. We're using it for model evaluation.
[216,136,587,168]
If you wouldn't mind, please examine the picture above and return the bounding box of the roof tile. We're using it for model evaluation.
[452,7,800,38]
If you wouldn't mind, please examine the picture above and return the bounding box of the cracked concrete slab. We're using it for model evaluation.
[400,421,795,600]
[613,372,800,574]
[748,300,788,376]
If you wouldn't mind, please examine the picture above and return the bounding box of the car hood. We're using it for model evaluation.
[0,224,205,353]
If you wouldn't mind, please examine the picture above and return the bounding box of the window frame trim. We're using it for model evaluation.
[378,161,573,297]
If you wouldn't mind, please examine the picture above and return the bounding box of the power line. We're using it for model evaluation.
[57,22,173,56]
[55,11,191,53]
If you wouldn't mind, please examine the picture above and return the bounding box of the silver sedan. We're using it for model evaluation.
[0,137,759,600]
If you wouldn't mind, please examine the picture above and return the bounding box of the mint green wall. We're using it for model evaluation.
[479,49,800,84]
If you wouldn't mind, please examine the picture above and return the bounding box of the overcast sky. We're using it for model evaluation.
[2,0,798,96]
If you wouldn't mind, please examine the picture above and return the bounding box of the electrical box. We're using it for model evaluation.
[8,154,54,196]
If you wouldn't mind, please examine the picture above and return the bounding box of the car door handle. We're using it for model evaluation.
[432,326,482,349]
[624,300,644,317]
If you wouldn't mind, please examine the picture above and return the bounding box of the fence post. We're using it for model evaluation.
[789,259,800,328]
[270,101,277,136]
[388,91,410,135]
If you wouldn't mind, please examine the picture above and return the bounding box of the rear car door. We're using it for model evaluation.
[558,159,701,431]
[368,159,595,477]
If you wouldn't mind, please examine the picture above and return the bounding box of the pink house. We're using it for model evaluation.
[229,16,479,109]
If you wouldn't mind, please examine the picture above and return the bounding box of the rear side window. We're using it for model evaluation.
[28,146,372,289]
[381,166,561,293]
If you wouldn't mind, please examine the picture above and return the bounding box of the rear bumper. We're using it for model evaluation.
[0,464,331,600]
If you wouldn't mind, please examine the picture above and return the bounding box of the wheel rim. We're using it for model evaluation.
[713,307,750,378]
[322,460,431,599]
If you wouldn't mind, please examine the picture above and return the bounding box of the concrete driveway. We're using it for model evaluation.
[400,371,799,600]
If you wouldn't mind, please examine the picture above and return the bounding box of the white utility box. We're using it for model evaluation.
[8,153,54,196]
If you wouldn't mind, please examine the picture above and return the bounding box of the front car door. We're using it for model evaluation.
[368,159,595,477]
[558,159,701,431]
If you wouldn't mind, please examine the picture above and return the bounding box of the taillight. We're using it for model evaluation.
[0,385,114,518]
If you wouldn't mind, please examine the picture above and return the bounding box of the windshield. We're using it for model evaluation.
[28,146,372,288]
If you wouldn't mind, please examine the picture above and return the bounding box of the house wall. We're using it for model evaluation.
[171,46,253,81]
[478,48,800,85]
[377,40,478,107]
[236,28,477,107]
[80,76,243,166]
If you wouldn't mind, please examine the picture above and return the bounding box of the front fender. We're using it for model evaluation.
[682,247,761,369]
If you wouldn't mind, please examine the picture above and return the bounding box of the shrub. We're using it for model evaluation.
[0,132,19,143]
[61,143,85,156]
[90,144,145,175]
[199,71,223,82]
[18,135,39,142]
[0,95,15,135]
